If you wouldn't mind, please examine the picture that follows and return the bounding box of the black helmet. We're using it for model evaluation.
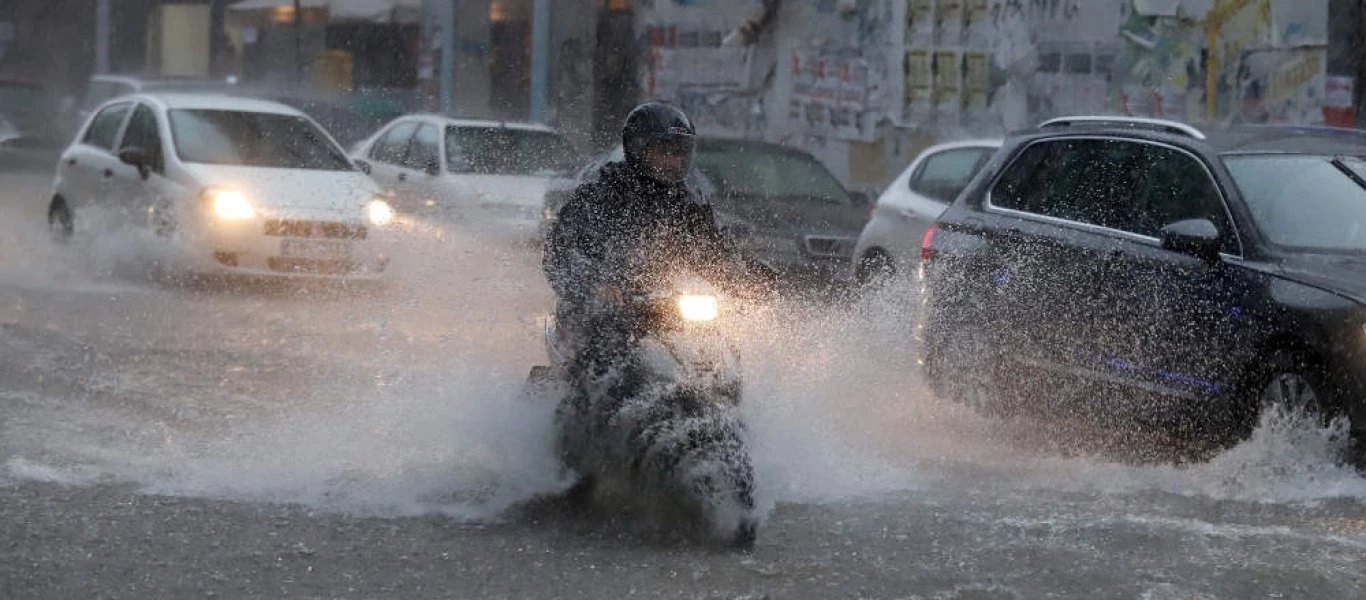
[623,101,696,184]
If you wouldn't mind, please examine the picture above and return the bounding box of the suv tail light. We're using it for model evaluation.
[920,222,939,262]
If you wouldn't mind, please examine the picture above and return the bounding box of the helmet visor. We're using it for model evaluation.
[643,133,695,184]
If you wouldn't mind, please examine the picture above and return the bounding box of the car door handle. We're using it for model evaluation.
[66,158,77,166]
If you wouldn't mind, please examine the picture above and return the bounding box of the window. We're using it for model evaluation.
[82,102,132,150]
[445,127,581,176]
[1226,155,1366,253]
[119,104,165,174]
[370,122,418,165]
[909,147,993,203]
[693,145,850,204]
[168,109,353,171]
[990,138,1146,231]
[406,124,440,171]
[992,139,1235,250]
[1130,146,1232,250]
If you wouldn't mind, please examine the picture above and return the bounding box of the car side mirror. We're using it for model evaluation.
[424,161,441,177]
[1160,218,1223,263]
[118,146,150,179]
[354,158,372,175]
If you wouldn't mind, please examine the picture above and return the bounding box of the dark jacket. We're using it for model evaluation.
[543,161,738,311]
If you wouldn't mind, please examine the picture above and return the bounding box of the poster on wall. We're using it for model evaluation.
[904,49,933,118]
[1240,46,1326,125]
[933,50,960,112]
[963,0,989,45]
[962,51,989,113]
[906,0,934,47]
[936,0,963,46]
[790,49,876,140]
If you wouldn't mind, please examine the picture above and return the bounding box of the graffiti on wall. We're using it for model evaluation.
[1114,0,1327,126]
[898,0,1331,134]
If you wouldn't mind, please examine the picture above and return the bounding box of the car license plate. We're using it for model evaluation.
[280,239,350,259]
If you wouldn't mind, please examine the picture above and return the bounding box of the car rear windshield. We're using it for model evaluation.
[694,146,850,204]
[168,109,353,171]
[446,127,580,176]
[1224,154,1366,253]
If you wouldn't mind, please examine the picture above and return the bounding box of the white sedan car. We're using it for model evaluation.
[851,139,1002,285]
[351,115,579,241]
[48,93,394,279]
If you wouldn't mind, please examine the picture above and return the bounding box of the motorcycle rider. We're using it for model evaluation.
[543,100,752,377]
[541,101,761,549]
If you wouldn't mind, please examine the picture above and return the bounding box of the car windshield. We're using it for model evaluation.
[694,145,850,204]
[446,127,580,176]
[0,83,43,113]
[1224,154,1366,252]
[168,109,353,171]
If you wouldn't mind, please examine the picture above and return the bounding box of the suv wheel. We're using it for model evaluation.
[1255,350,1333,424]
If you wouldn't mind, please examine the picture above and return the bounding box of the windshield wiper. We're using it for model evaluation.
[1331,156,1366,190]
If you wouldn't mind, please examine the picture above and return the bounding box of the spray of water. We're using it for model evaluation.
[0,190,1362,519]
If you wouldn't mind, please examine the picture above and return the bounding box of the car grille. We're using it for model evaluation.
[267,257,355,276]
[264,219,367,240]
[803,235,857,258]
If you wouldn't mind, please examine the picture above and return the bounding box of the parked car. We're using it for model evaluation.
[919,116,1366,463]
[49,93,393,279]
[851,139,1000,285]
[352,115,581,241]
[543,138,870,285]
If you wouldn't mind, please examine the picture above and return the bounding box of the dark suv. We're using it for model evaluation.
[920,117,1366,464]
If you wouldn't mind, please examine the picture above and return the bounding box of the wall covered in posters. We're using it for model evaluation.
[637,0,1335,187]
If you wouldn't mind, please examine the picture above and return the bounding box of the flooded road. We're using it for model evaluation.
[1,167,1363,599]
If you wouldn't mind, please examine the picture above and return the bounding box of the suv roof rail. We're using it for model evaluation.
[1038,116,1207,141]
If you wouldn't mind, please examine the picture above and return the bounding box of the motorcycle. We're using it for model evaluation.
[526,273,758,549]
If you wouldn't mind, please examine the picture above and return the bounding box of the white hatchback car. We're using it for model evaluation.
[851,139,1002,284]
[351,115,580,241]
[48,93,394,279]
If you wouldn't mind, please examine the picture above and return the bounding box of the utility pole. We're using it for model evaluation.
[1355,0,1366,127]
[440,0,456,113]
[530,0,550,123]
[95,0,111,74]
[293,0,303,81]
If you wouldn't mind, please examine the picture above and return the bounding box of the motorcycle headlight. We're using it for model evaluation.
[206,188,255,220]
[678,294,719,322]
[367,198,394,226]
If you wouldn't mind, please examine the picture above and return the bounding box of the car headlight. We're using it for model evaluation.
[367,198,394,226]
[205,189,255,220]
[678,294,719,322]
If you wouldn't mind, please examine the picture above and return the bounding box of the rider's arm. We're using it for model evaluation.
[543,184,611,305]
